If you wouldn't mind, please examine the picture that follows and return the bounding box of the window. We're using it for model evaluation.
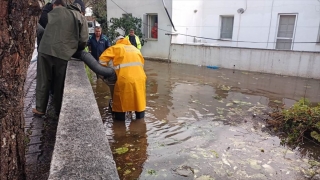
[143,14,158,39]
[220,16,234,39]
[88,21,93,28]
[276,15,297,50]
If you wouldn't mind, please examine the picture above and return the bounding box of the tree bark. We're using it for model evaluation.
[0,1,41,179]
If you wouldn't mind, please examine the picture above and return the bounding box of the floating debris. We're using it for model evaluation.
[222,154,231,167]
[202,108,209,112]
[218,84,232,91]
[124,169,131,175]
[273,100,282,104]
[213,95,223,100]
[210,150,219,158]
[249,159,262,170]
[216,107,225,115]
[173,165,194,177]
[262,164,275,174]
[115,147,129,155]
[195,175,215,180]
[226,103,234,107]
[147,169,157,175]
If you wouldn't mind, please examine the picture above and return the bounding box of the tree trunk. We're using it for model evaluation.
[0,1,41,179]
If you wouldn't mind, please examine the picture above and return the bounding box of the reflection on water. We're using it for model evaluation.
[109,119,148,180]
[92,61,320,180]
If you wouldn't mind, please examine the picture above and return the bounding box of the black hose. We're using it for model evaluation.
[75,51,117,82]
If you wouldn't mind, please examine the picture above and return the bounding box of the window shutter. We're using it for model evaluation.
[276,15,296,50]
[220,16,234,39]
[143,14,148,38]
[277,15,295,38]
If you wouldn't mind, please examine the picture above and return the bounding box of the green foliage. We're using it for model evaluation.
[272,98,320,145]
[85,65,94,83]
[91,1,143,45]
[83,46,95,82]
[107,16,143,44]
[92,0,108,35]
[24,136,30,144]
[311,131,320,142]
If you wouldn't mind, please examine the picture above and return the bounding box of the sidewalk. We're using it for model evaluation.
[24,60,58,180]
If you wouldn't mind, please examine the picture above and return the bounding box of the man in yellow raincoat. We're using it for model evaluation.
[99,36,147,120]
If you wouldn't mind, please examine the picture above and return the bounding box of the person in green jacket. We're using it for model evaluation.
[33,0,88,116]
[125,29,141,50]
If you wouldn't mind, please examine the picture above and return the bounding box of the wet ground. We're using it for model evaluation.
[24,61,58,180]
[92,61,320,180]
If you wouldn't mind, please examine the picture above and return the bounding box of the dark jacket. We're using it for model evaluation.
[87,34,111,60]
[38,5,89,61]
[73,0,86,13]
[39,3,53,28]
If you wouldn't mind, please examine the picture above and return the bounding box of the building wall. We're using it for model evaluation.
[170,44,320,79]
[172,0,320,52]
[106,0,173,59]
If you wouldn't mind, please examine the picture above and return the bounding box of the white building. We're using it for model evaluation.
[107,0,320,79]
[171,0,320,51]
[107,0,173,59]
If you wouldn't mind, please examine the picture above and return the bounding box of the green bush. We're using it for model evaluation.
[269,99,320,145]
[107,16,143,45]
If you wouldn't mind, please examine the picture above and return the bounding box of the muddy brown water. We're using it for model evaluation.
[91,61,320,180]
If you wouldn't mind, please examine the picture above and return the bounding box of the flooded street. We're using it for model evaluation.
[92,61,320,180]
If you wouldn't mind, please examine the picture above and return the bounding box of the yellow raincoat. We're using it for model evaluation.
[99,38,147,112]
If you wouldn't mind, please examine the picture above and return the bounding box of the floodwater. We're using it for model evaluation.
[91,61,320,180]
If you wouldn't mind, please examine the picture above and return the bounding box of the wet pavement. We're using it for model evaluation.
[24,61,58,180]
[92,61,320,180]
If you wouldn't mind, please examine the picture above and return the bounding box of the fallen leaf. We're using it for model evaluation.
[226,103,233,107]
[115,147,129,155]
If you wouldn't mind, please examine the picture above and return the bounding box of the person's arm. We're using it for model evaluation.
[78,15,89,51]
[36,23,45,48]
[151,27,155,38]
[103,36,111,50]
[106,39,111,50]
[87,37,92,52]
[99,46,115,66]
[136,36,141,50]
[39,3,52,28]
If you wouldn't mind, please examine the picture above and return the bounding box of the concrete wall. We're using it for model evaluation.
[49,61,119,180]
[106,0,173,59]
[170,44,320,79]
[172,0,320,52]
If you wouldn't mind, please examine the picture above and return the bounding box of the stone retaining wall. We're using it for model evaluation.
[48,61,119,180]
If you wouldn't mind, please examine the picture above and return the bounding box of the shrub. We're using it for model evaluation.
[268,99,320,145]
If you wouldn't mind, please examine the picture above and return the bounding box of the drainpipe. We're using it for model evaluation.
[162,0,176,31]
[236,0,247,47]
[168,34,172,63]
[266,0,275,49]
[236,15,242,47]
[162,0,176,61]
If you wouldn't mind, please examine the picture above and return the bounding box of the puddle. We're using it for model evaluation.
[92,61,320,180]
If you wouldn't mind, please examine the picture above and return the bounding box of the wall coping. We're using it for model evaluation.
[143,56,171,62]
[48,60,119,180]
[171,43,320,54]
